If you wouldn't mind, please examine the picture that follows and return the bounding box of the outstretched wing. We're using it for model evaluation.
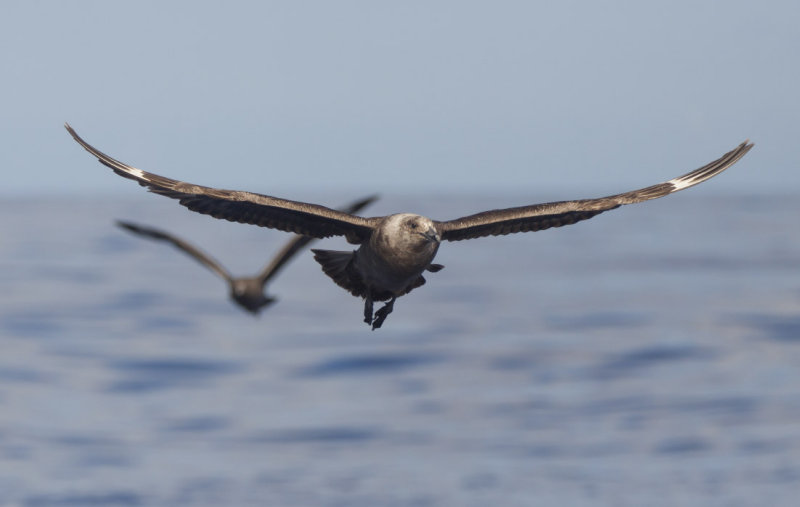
[66,124,379,244]
[116,220,234,282]
[256,194,378,285]
[436,141,753,241]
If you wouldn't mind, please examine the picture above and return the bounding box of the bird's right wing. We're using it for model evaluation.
[67,124,379,244]
[116,220,234,282]
[256,194,379,285]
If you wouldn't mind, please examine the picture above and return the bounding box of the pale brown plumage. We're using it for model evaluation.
[66,123,752,329]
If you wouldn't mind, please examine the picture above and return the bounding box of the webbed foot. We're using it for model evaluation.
[371,297,396,330]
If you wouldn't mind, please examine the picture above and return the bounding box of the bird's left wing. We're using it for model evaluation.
[436,140,753,242]
[66,124,378,244]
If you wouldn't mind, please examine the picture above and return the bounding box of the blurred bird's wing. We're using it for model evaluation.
[255,195,378,285]
[116,220,234,282]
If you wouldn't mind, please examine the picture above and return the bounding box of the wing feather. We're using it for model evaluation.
[66,124,378,243]
[437,141,753,241]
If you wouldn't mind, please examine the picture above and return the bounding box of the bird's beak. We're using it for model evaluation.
[419,227,440,243]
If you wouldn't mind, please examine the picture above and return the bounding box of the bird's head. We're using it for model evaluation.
[374,213,441,264]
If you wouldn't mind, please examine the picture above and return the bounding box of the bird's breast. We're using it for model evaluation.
[355,241,435,294]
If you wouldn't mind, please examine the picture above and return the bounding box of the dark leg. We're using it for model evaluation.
[363,295,374,325]
[371,297,396,330]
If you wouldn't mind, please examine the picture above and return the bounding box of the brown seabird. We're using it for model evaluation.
[115,195,375,314]
[66,123,753,329]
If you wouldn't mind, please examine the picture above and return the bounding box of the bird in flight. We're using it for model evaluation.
[66,123,752,329]
[115,195,375,314]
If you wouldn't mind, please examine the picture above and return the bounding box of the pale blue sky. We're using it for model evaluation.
[2,1,798,196]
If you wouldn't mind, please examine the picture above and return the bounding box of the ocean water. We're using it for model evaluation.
[1,192,799,506]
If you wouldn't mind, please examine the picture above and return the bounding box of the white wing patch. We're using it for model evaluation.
[127,167,146,179]
[667,174,696,192]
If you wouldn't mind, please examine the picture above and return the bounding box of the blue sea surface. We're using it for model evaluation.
[1,192,799,506]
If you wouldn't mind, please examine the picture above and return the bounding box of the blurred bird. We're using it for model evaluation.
[115,195,376,314]
[67,123,752,329]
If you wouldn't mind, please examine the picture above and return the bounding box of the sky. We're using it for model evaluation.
[2,0,798,197]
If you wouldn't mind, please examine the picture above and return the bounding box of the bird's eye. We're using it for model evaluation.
[409,222,418,229]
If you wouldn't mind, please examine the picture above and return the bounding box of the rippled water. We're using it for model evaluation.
[1,193,799,506]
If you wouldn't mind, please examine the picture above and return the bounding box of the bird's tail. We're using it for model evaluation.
[311,249,365,298]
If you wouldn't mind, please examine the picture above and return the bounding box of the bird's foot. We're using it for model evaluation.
[371,298,395,330]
